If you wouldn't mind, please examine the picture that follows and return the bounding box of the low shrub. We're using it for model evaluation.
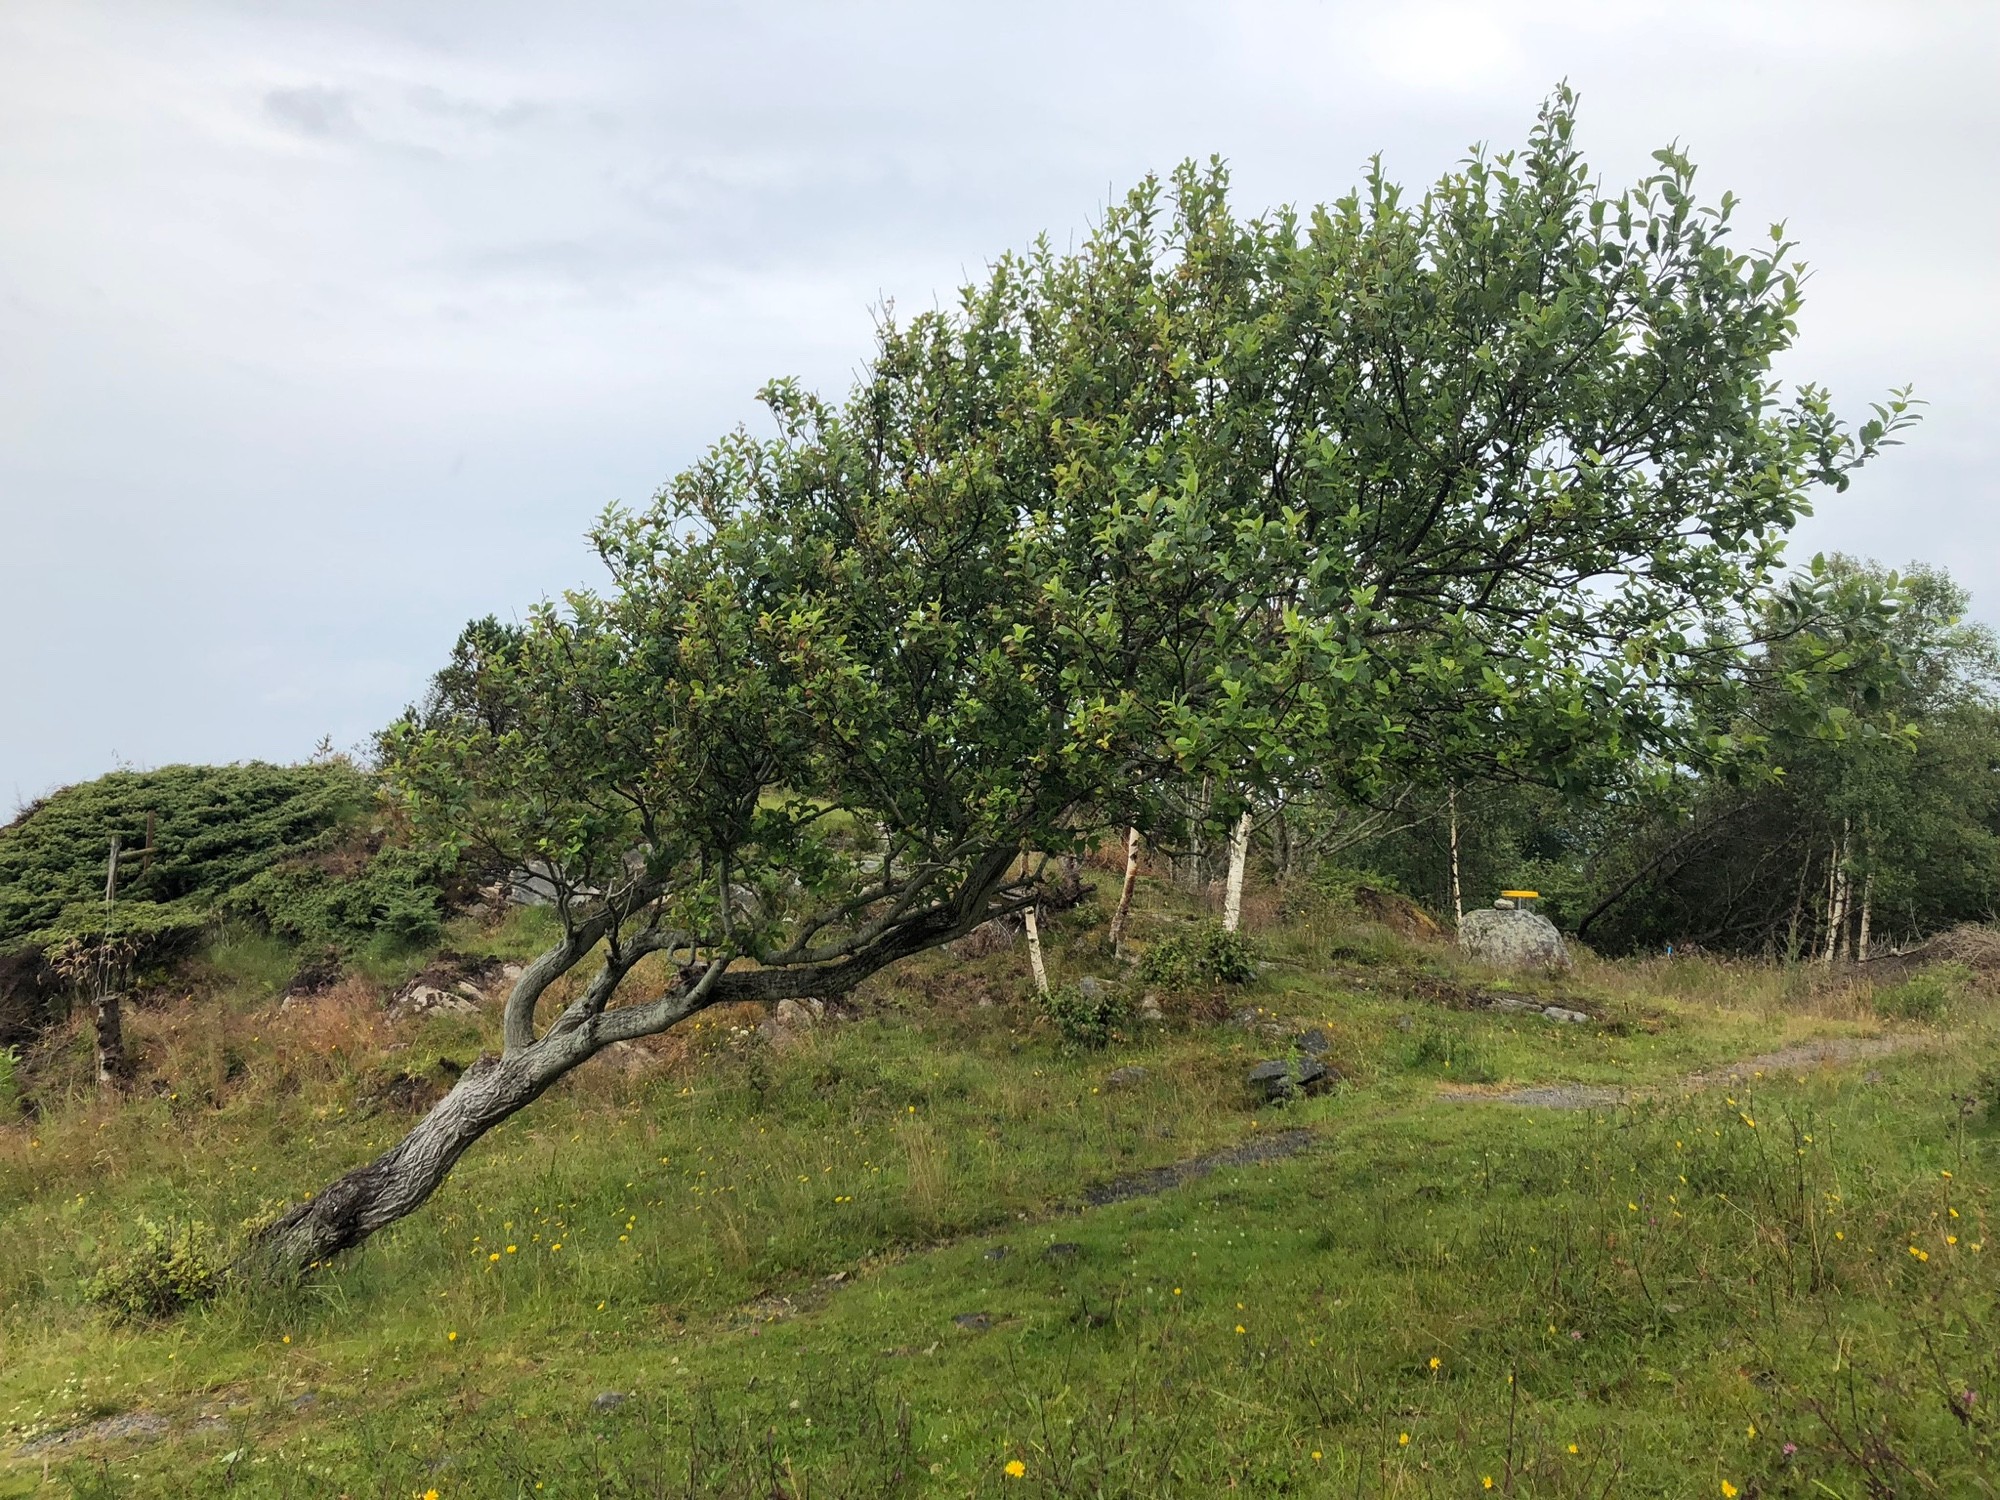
[85,1218,225,1323]
[0,1044,18,1115]
[1874,962,1971,1023]
[1139,923,1257,989]
[1039,982,1129,1050]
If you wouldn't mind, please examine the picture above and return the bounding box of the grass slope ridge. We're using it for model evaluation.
[0,870,1995,1497]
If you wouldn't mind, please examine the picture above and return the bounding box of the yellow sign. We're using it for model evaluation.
[1499,889,1540,899]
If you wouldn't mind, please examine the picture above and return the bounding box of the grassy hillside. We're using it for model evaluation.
[0,869,1994,1497]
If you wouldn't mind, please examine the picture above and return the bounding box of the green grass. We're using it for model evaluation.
[1,888,1993,1497]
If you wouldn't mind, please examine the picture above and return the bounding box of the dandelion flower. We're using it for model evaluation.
[447,1331,458,1342]
[282,1334,291,1345]
[1721,1483,1738,1498]
[1483,1480,1494,1491]
[1235,1325,1246,1335]
[506,1245,518,1255]
[1429,1357,1441,1370]
[1568,1443,1579,1455]
[1004,1459,1026,1478]
[1398,1432,1410,1446]
[1312,1451,1322,1462]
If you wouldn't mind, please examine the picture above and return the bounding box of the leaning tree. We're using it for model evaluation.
[257,90,1910,1269]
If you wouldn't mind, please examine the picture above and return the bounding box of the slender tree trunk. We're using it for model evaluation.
[1821,821,1850,965]
[1856,871,1873,963]
[1023,906,1050,995]
[1108,828,1141,957]
[1222,809,1253,933]
[1447,787,1464,928]
[93,994,130,1087]
[1784,848,1812,964]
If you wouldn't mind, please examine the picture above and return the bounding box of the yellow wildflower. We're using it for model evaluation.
[1398,1432,1410,1446]
[1722,1483,1738,1498]
[1004,1459,1026,1478]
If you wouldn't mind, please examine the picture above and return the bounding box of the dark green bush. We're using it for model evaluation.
[1139,923,1258,989]
[85,1218,225,1323]
[224,845,449,951]
[1039,982,1129,1049]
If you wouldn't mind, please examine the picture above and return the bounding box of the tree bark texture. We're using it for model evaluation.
[1023,906,1050,995]
[1447,787,1464,928]
[1108,828,1141,956]
[1222,809,1253,933]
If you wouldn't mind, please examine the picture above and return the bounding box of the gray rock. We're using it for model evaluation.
[16,1411,170,1456]
[385,985,480,1023]
[1248,1057,1333,1102]
[1042,1242,1082,1262]
[1104,1066,1149,1092]
[290,1391,319,1412]
[499,962,525,982]
[1485,996,1542,1014]
[1295,1027,1332,1057]
[1077,976,1105,1000]
[1458,904,1570,972]
[951,1312,992,1331]
[591,1391,629,1414]
[1541,1005,1589,1024]
[451,979,486,1003]
[759,996,826,1047]
[982,1245,1010,1261]
[1137,992,1164,1022]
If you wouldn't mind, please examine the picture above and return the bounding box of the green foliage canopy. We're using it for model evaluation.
[388,92,1910,1009]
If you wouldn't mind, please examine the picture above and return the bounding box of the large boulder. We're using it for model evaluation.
[1459,903,1570,971]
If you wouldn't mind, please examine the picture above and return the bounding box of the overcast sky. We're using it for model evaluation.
[3,1,1995,805]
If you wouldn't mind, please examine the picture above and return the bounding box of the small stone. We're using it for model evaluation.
[1541,1006,1589,1024]
[982,1245,1010,1262]
[1295,1027,1332,1057]
[291,1391,319,1412]
[1104,1066,1149,1091]
[591,1391,629,1414]
[1395,1015,1414,1033]
[951,1312,992,1331]
[1042,1242,1082,1262]
[452,980,486,1003]
[1485,996,1540,1014]
[1138,992,1164,1022]
[1077,976,1104,1000]
[500,963,525,982]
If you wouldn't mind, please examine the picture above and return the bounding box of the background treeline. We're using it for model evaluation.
[1276,558,2000,957]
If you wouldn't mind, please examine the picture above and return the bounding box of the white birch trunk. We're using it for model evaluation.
[1856,871,1873,963]
[1023,905,1050,995]
[1108,828,1141,956]
[1447,787,1464,927]
[1222,809,1253,933]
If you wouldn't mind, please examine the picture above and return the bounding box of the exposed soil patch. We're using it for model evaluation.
[1081,1127,1318,1206]
[1439,1033,1934,1111]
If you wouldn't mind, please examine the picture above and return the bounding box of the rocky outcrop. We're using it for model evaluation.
[1458,902,1570,971]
